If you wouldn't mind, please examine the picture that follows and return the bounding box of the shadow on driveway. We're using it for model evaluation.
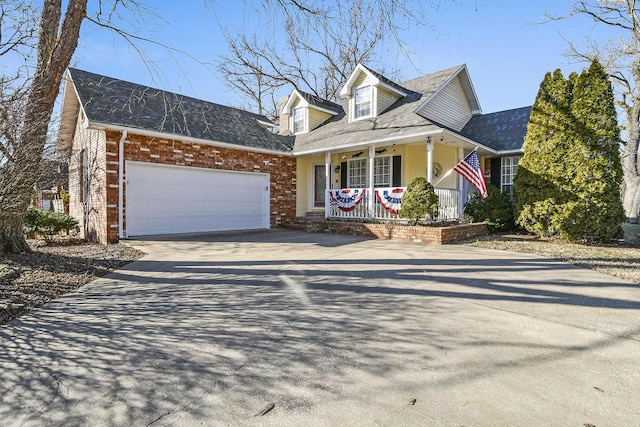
[2,230,639,426]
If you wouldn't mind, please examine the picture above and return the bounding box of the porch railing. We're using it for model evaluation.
[328,187,461,221]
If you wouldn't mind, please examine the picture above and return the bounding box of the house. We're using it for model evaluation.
[56,64,530,244]
[57,68,296,243]
[32,159,69,212]
[281,63,530,221]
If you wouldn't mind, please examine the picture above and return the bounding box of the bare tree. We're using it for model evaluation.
[0,0,171,253]
[216,0,426,119]
[0,0,87,253]
[550,1,640,222]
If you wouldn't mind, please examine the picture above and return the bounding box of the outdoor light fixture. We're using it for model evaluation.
[392,144,397,152]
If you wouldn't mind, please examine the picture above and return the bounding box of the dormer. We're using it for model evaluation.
[339,64,407,122]
[412,64,481,132]
[280,89,341,135]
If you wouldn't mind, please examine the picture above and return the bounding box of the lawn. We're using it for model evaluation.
[460,223,640,284]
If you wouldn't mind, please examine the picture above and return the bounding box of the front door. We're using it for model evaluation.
[313,164,326,208]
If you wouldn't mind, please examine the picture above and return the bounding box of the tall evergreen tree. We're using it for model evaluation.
[514,60,625,241]
[514,69,574,238]
[563,60,626,240]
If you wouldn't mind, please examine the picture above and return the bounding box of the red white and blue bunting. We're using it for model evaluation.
[329,189,365,211]
[375,188,405,215]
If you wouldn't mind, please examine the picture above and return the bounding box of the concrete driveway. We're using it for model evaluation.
[1,229,639,426]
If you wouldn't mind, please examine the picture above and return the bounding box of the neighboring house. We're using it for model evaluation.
[57,64,530,243]
[32,159,69,212]
[57,68,295,243]
[282,63,530,221]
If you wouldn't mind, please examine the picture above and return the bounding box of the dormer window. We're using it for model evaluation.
[354,86,372,119]
[293,107,306,133]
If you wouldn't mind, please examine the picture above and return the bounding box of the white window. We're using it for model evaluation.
[374,156,391,187]
[348,157,392,188]
[354,86,372,119]
[501,156,521,198]
[348,159,367,188]
[293,107,306,133]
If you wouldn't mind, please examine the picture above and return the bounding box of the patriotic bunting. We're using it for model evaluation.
[329,189,365,211]
[375,188,405,214]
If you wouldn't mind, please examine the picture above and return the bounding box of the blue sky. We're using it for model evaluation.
[70,0,622,115]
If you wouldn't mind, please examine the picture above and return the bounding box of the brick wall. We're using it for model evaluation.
[285,220,488,245]
[96,131,297,243]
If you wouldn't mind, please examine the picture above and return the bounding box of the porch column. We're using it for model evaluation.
[368,145,375,217]
[427,137,434,183]
[325,152,331,219]
[457,147,465,218]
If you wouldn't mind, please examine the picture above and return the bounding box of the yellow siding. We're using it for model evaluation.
[404,143,459,189]
[405,145,426,185]
[354,72,374,87]
[308,109,332,131]
[433,145,459,189]
[376,87,400,115]
[291,98,303,109]
[296,156,326,216]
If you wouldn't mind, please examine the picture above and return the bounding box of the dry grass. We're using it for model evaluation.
[459,223,640,284]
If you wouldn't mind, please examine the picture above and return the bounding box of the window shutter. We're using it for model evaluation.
[341,162,348,188]
[392,156,402,187]
[490,157,501,188]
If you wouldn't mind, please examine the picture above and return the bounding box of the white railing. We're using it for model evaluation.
[435,188,461,221]
[328,187,461,221]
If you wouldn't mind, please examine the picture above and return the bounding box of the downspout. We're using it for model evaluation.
[118,130,127,239]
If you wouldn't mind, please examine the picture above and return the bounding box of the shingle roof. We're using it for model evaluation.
[292,65,465,154]
[460,106,532,152]
[296,90,343,114]
[67,68,292,153]
[361,64,407,95]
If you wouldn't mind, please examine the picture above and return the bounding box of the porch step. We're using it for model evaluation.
[305,210,325,217]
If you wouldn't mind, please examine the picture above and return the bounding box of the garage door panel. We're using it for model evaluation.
[126,162,269,236]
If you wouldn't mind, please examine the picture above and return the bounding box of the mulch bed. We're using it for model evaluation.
[1,240,145,325]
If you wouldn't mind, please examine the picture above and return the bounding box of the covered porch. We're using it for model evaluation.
[295,130,495,222]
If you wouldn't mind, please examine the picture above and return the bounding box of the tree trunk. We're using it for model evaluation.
[623,175,640,223]
[0,0,86,253]
[623,103,640,222]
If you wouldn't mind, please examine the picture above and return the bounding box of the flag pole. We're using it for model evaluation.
[432,168,454,187]
[432,147,478,187]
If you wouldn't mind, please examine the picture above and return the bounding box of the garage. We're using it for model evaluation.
[125,161,270,237]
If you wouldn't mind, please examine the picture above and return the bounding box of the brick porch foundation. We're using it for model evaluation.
[285,220,488,245]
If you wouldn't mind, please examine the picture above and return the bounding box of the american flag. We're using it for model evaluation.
[453,150,488,199]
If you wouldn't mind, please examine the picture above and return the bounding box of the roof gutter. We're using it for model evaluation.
[495,148,525,155]
[88,121,294,157]
[293,129,448,156]
[292,128,498,157]
[441,129,498,155]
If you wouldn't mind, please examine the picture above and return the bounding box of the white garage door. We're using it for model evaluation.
[126,161,270,237]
